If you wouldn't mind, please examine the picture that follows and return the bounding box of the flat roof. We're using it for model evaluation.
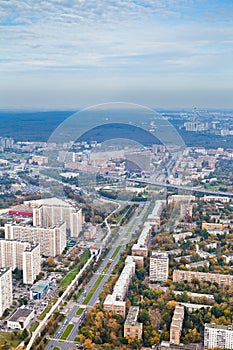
[125,306,142,327]
[8,308,33,322]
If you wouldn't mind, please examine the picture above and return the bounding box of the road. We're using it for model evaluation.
[26,255,94,350]
[127,178,233,198]
[45,201,150,350]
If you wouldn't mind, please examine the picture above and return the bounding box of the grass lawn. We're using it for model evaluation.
[53,347,60,350]
[60,324,74,340]
[38,304,52,320]
[60,250,90,287]
[0,331,22,348]
[30,321,39,332]
[110,245,122,260]
[76,307,85,316]
[83,273,105,305]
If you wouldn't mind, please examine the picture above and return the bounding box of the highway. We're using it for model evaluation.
[26,255,95,350]
[45,201,150,350]
[127,178,233,198]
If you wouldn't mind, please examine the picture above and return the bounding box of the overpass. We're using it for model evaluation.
[127,178,233,198]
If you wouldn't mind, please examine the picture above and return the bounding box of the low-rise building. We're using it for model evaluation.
[186,260,210,269]
[202,222,227,231]
[179,302,212,311]
[124,306,143,339]
[132,223,151,257]
[201,196,230,203]
[173,270,233,287]
[168,195,195,205]
[173,232,193,243]
[104,256,136,318]
[7,307,34,330]
[173,291,214,301]
[170,305,184,345]
[147,200,166,230]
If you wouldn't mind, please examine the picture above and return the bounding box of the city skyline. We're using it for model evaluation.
[1,0,233,110]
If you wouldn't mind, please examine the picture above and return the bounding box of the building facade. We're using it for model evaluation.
[0,268,13,317]
[23,244,41,285]
[204,323,233,349]
[7,308,34,330]
[0,240,41,285]
[104,256,136,318]
[170,305,184,345]
[5,222,66,257]
[33,203,82,238]
[150,251,169,282]
[124,306,143,339]
[173,270,233,287]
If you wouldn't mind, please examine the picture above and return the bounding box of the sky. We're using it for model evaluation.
[0,0,233,110]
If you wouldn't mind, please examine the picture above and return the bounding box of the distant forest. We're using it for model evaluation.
[0,111,233,149]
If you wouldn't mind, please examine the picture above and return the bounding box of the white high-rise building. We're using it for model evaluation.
[5,222,66,257]
[0,268,13,317]
[23,244,41,285]
[0,240,41,284]
[150,251,169,282]
[32,199,82,238]
[204,323,233,349]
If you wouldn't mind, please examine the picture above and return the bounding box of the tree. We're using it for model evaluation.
[138,309,150,324]
[21,328,29,340]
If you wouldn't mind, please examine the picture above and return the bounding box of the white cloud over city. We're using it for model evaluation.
[0,0,233,109]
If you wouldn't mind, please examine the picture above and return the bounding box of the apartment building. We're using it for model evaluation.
[0,240,41,285]
[23,244,41,285]
[186,261,210,269]
[150,251,169,282]
[201,196,230,203]
[202,222,226,231]
[5,222,66,257]
[173,232,193,243]
[147,200,166,230]
[204,323,233,349]
[170,305,184,345]
[104,256,136,318]
[33,199,82,238]
[168,195,195,205]
[132,223,151,257]
[124,306,143,339]
[0,268,13,317]
[173,270,233,287]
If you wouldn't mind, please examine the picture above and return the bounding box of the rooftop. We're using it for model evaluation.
[205,323,233,331]
[8,308,33,322]
[125,306,142,327]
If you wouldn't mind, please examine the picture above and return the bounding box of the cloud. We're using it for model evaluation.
[0,0,233,108]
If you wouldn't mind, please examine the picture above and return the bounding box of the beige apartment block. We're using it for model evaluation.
[124,306,143,339]
[173,270,233,287]
[170,305,184,345]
